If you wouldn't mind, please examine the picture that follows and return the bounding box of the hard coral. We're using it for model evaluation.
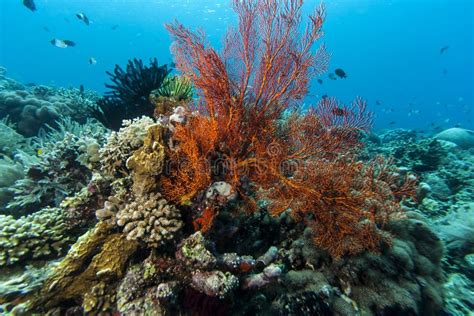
[99,116,155,178]
[116,192,183,248]
[163,0,413,257]
[0,207,72,267]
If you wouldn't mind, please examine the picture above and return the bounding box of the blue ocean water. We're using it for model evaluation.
[0,0,473,130]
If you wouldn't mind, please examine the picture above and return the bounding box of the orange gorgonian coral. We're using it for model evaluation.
[162,0,415,257]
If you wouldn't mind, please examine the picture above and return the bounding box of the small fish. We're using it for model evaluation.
[111,24,119,30]
[440,45,449,54]
[442,69,448,76]
[328,73,337,80]
[42,26,50,32]
[79,84,84,95]
[334,68,347,79]
[23,0,36,11]
[89,57,97,65]
[375,100,382,105]
[76,12,90,26]
[317,79,323,84]
[389,121,396,125]
[50,39,76,48]
[321,94,328,99]
[37,148,43,155]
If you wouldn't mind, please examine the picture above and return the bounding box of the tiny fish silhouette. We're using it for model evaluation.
[317,79,323,84]
[89,57,97,65]
[328,73,337,80]
[111,25,119,30]
[23,0,36,11]
[334,68,347,79]
[50,39,76,48]
[440,45,449,54]
[389,121,396,125]
[76,12,90,26]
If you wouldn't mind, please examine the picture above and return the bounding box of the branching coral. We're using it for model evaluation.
[163,0,415,257]
[116,192,183,248]
[7,118,107,215]
[90,58,172,130]
[0,207,73,267]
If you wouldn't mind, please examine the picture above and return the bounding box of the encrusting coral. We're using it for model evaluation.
[27,222,139,313]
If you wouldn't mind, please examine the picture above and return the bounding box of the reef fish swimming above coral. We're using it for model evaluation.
[0,0,473,315]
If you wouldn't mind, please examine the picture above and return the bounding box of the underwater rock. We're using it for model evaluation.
[191,270,238,298]
[116,192,183,248]
[0,207,72,267]
[176,231,217,270]
[205,181,237,205]
[424,173,452,201]
[443,273,474,316]
[435,127,474,149]
[0,120,29,157]
[243,263,283,289]
[28,221,139,313]
[436,203,474,259]
[256,246,279,267]
[0,156,24,209]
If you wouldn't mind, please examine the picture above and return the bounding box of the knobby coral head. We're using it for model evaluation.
[161,0,415,258]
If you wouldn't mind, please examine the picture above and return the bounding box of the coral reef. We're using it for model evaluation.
[99,116,155,178]
[116,192,183,248]
[2,0,472,315]
[7,118,107,214]
[435,127,474,149]
[27,222,139,313]
[90,58,172,130]
[0,71,100,137]
[0,207,73,267]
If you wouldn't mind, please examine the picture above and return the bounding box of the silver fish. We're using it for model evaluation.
[50,39,76,48]
[76,12,90,26]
